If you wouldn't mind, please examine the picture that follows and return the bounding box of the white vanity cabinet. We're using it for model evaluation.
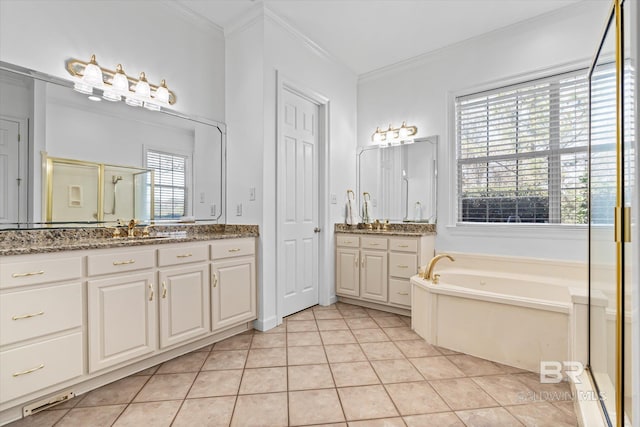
[211,238,257,332]
[335,232,434,314]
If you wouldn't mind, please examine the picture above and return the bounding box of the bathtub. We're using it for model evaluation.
[411,269,573,373]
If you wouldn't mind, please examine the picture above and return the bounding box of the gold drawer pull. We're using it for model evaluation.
[397,292,409,296]
[398,244,409,248]
[397,265,409,269]
[12,311,44,321]
[227,248,241,253]
[212,273,218,288]
[113,259,136,266]
[13,364,45,377]
[162,281,167,298]
[176,253,193,258]
[354,257,359,267]
[12,271,44,278]
[370,243,380,246]
[343,240,353,244]
[148,283,154,301]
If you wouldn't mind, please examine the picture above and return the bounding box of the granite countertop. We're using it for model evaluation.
[334,223,435,237]
[0,224,259,256]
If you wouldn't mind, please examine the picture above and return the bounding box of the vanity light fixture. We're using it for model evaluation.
[66,55,177,110]
[371,121,418,146]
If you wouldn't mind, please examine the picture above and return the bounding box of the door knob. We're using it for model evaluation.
[314,227,321,233]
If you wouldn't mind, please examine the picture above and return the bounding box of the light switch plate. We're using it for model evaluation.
[236,203,242,216]
[249,187,256,201]
[330,193,337,204]
[210,204,216,216]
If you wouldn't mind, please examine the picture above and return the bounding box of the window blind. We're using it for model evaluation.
[146,150,188,220]
[456,64,634,224]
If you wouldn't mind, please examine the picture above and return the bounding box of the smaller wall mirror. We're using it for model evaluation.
[358,136,438,223]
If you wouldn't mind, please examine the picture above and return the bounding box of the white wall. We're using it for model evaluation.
[357,1,611,262]
[0,0,225,121]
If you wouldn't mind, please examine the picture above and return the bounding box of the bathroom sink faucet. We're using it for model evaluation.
[424,254,455,281]
[127,219,138,238]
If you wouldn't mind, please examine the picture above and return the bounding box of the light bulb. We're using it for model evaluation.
[154,79,170,104]
[398,121,409,139]
[82,54,103,87]
[386,125,396,143]
[112,64,130,94]
[134,72,151,99]
[372,127,382,143]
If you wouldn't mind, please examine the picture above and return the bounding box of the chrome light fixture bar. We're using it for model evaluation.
[371,121,418,146]
[66,54,177,110]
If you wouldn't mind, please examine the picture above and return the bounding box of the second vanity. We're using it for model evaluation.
[0,225,257,425]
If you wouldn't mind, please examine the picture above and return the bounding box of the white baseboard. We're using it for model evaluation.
[253,315,278,332]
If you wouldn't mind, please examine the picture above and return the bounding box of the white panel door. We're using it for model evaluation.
[0,118,21,223]
[279,89,319,316]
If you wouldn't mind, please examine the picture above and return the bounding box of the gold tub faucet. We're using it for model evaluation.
[423,254,455,281]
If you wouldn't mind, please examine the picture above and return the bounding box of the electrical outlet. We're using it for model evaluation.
[249,187,256,201]
[330,193,337,204]
[199,192,205,203]
[236,203,242,216]
[210,204,216,216]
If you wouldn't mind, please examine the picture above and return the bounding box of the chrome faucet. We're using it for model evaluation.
[423,254,455,281]
[127,219,138,238]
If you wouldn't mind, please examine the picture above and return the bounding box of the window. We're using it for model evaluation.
[145,149,189,219]
[455,64,633,224]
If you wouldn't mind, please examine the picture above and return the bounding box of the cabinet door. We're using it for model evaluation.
[88,272,156,373]
[211,257,256,331]
[360,250,388,303]
[159,264,210,349]
[336,248,360,297]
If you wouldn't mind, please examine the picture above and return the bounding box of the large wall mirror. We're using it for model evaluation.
[0,61,226,229]
[357,136,437,223]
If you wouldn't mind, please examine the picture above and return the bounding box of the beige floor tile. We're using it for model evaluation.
[395,340,442,358]
[287,310,316,321]
[455,407,523,427]
[188,370,243,398]
[385,381,450,415]
[172,396,236,427]
[231,392,288,427]
[352,328,390,343]
[410,356,466,380]
[313,304,338,310]
[506,401,577,427]
[251,333,286,348]
[239,367,287,394]
[133,373,197,402]
[202,350,248,370]
[347,417,405,426]
[245,347,287,368]
[288,331,323,346]
[7,409,68,427]
[403,412,465,427]
[373,316,406,328]
[194,344,213,352]
[339,309,369,318]
[447,354,506,376]
[317,319,350,330]
[314,310,345,320]
[400,316,412,326]
[430,378,499,411]
[320,330,357,344]
[259,323,286,333]
[77,376,149,407]
[331,361,380,387]
[435,346,461,355]
[56,405,126,427]
[552,400,579,421]
[134,365,159,376]
[156,351,208,374]
[382,326,422,341]
[338,385,399,421]
[288,345,328,365]
[360,342,404,360]
[214,334,253,350]
[289,364,335,390]
[113,401,181,427]
[289,389,346,425]
[371,359,424,383]
[345,317,379,329]
[366,308,396,318]
[472,375,535,406]
[512,372,574,401]
[47,396,82,410]
[287,320,318,332]
[324,344,367,363]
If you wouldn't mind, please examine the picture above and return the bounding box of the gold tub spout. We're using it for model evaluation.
[423,254,455,281]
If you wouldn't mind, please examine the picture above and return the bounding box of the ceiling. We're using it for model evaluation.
[176,0,582,75]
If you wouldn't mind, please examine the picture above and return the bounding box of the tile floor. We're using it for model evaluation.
[9,302,578,427]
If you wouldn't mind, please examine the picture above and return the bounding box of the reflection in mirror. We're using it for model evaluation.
[0,61,225,229]
[358,136,437,223]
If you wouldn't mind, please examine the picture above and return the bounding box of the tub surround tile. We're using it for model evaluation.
[337,385,399,421]
[455,407,524,427]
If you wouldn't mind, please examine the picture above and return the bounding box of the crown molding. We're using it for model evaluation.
[160,1,225,38]
[224,3,265,39]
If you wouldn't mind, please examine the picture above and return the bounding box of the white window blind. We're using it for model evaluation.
[456,64,634,224]
[146,149,188,220]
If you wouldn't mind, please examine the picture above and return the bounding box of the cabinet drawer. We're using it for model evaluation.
[336,235,359,248]
[361,237,387,250]
[87,248,155,276]
[0,283,82,346]
[0,332,83,403]
[211,238,255,260]
[0,257,81,289]
[389,253,417,278]
[389,238,418,253]
[158,244,208,267]
[389,279,411,307]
